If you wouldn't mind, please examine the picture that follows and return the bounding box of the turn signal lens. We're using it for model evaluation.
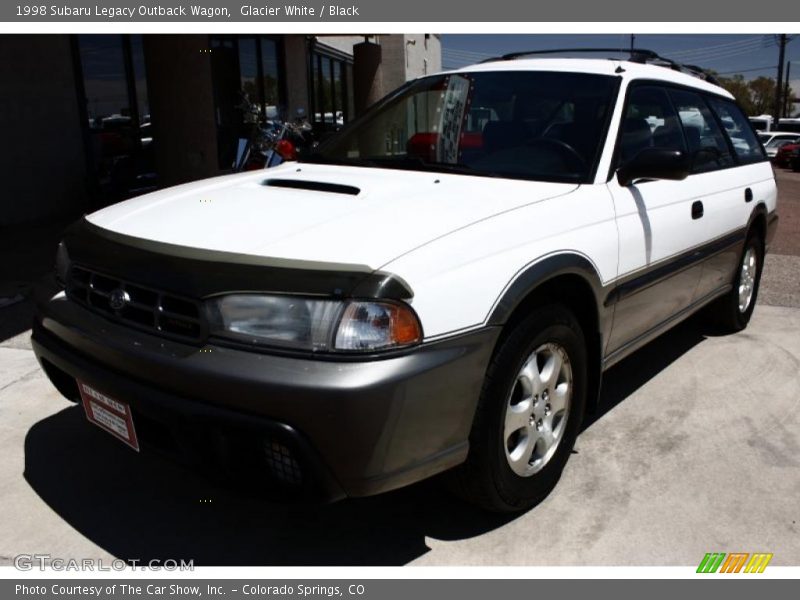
[334,301,422,351]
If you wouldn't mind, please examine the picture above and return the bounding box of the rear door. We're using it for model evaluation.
[688,94,769,300]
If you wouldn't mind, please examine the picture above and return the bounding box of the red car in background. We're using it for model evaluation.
[775,141,800,168]
[791,146,800,172]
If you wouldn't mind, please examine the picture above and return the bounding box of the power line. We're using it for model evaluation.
[717,65,777,75]
[668,40,768,64]
[666,36,768,57]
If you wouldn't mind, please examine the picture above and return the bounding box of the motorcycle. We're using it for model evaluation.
[233,106,316,172]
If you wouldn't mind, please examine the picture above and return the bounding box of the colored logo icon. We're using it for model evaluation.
[697,552,773,573]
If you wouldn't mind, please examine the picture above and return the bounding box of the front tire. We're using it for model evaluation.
[451,305,587,512]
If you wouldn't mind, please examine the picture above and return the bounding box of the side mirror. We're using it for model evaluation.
[617,148,691,187]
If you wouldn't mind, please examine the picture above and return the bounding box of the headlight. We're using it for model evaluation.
[55,242,70,287]
[208,295,422,353]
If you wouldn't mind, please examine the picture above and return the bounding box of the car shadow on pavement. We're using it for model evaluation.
[23,406,514,566]
[582,312,710,433]
[23,312,713,566]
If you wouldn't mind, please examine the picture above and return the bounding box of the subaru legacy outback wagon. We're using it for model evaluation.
[34,50,778,511]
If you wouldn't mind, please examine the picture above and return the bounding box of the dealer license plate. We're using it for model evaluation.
[78,381,140,452]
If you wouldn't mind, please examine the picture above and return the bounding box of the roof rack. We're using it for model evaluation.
[479,47,720,85]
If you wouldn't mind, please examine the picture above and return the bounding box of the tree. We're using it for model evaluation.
[716,74,754,114]
[715,73,795,117]
[748,76,776,115]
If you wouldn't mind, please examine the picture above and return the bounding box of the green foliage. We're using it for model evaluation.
[714,72,795,117]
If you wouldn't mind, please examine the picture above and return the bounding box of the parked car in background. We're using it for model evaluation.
[34,50,778,512]
[760,132,800,160]
[758,130,800,146]
[777,118,800,134]
[750,114,773,132]
[775,141,800,168]
[791,146,800,172]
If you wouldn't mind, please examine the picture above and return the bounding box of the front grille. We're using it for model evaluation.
[67,265,205,342]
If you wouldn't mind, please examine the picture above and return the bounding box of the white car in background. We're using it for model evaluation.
[34,50,778,512]
[758,131,800,159]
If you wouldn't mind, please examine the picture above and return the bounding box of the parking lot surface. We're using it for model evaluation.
[0,169,798,567]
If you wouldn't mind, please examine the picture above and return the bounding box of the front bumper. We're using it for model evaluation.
[32,289,499,500]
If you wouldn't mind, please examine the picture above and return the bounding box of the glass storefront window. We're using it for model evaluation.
[321,56,333,125]
[310,48,353,132]
[238,38,260,123]
[261,38,281,120]
[346,64,355,124]
[80,35,129,128]
[77,34,155,204]
[333,61,343,126]
[130,35,149,124]
[210,35,286,169]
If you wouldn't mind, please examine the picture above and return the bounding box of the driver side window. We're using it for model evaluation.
[668,89,735,173]
[619,86,686,164]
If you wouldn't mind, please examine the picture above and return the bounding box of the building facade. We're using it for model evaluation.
[0,34,441,227]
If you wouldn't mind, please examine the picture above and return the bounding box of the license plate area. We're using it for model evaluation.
[78,380,140,452]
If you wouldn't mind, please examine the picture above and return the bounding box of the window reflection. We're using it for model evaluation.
[78,34,155,204]
[310,49,353,131]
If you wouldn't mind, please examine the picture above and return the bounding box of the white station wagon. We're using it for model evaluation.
[34,49,778,511]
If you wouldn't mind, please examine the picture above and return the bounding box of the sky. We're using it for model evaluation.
[441,34,800,106]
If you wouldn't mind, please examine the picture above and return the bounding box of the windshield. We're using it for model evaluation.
[302,71,620,183]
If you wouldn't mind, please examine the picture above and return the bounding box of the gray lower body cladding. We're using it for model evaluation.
[32,292,500,499]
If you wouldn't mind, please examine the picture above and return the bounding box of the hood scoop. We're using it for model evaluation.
[263,178,360,196]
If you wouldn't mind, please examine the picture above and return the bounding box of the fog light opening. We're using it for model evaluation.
[263,439,303,486]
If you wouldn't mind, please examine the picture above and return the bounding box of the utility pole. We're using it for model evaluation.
[630,34,635,52]
[773,34,787,126]
[784,61,793,118]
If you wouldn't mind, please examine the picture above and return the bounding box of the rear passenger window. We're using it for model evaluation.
[619,86,686,163]
[706,97,767,164]
[669,89,735,173]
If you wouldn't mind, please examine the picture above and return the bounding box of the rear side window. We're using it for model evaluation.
[706,97,767,164]
[669,89,735,173]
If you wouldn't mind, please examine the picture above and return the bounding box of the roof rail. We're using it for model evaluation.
[479,47,720,85]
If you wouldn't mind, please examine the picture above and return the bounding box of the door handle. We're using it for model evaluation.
[691,200,704,220]
[745,187,753,203]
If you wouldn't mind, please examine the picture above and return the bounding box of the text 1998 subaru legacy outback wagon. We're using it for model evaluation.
[34,50,778,511]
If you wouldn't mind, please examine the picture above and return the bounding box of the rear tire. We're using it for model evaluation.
[710,233,763,333]
[450,305,587,512]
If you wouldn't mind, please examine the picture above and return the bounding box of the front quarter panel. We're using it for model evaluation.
[383,184,619,339]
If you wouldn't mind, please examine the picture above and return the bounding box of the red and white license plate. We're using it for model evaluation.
[78,381,140,452]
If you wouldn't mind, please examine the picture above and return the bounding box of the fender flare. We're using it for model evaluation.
[486,252,609,332]
[486,252,610,412]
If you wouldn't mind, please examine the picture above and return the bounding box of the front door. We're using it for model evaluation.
[605,84,708,357]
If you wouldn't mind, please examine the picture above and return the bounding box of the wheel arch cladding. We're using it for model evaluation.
[487,254,607,411]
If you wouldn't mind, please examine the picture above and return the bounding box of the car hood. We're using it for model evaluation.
[87,163,578,269]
